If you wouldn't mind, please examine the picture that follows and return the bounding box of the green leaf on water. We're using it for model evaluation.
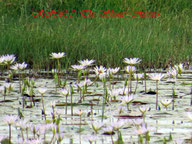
[1,138,13,144]
[46,120,54,123]
[181,82,192,85]
[114,131,124,144]
[146,131,150,142]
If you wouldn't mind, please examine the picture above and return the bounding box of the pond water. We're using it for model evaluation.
[0,70,192,144]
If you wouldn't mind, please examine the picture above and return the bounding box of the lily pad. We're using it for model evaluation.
[114,115,143,119]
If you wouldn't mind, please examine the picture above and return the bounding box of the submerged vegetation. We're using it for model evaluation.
[0,0,192,69]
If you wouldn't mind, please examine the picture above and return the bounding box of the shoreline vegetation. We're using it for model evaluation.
[0,0,192,70]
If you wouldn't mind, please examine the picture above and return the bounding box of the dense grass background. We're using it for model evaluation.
[0,0,192,70]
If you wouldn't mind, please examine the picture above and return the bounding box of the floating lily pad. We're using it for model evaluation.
[110,100,120,102]
[0,99,16,103]
[114,115,143,119]
[146,91,156,95]
[153,112,172,116]
[181,82,192,85]
[132,101,148,105]
[102,131,115,135]
[56,103,78,106]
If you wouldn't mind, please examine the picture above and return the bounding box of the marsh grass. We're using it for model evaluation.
[0,0,191,70]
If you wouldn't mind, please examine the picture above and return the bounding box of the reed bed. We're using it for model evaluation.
[0,0,191,70]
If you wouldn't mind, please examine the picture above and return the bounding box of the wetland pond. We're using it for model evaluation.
[0,69,192,144]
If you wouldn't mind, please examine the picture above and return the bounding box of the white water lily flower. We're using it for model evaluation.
[148,73,164,81]
[99,72,107,80]
[11,64,19,71]
[125,66,136,73]
[44,123,57,131]
[3,83,14,89]
[166,78,176,83]
[91,122,103,133]
[161,99,172,107]
[15,119,28,129]
[103,126,114,134]
[76,109,84,116]
[108,89,120,99]
[3,83,14,92]
[107,67,120,76]
[139,105,150,115]
[112,120,125,130]
[0,56,5,65]
[174,63,184,72]
[51,69,58,73]
[135,123,149,135]
[11,62,27,71]
[119,88,129,95]
[38,87,47,95]
[4,115,18,125]
[2,54,16,65]
[94,65,106,76]
[86,135,98,143]
[167,68,177,78]
[79,59,95,67]
[121,94,134,104]
[50,101,56,108]
[118,105,126,114]
[133,119,144,126]
[55,133,64,141]
[75,82,84,89]
[134,73,144,80]
[50,52,65,59]
[123,57,141,65]
[71,65,85,71]
[83,78,93,86]
[60,88,69,96]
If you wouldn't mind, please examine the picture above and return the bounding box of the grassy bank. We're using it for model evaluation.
[0,0,192,70]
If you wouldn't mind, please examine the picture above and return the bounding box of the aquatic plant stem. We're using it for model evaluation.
[134,79,138,94]
[49,133,55,144]
[138,134,143,144]
[128,73,131,95]
[52,106,56,122]
[112,75,115,89]
[3,87,6,102]
[78,71,81,83]
[126,103,130,112]
[8,124,11,144]
[26,127,29,139]
[65,95,68,114]
[191,86,192,105]
[19,73,21,93]
[123,79,128,95]
[57,59,61,86]
[101,80,106,122]
[41,94,46,118]
[70,86,73,116]
[111,135,114,144]
[91,103,93,121]
[172,87,175,110]
[144,72,147,93]
[130,73,132,95]
[21,129,25,141]
[156,80,159,110]
[79,114,82,132]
